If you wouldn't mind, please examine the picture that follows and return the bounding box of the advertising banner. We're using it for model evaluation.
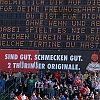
[0,50,100,73]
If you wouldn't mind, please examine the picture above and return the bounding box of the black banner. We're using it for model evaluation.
[38,50,100,73]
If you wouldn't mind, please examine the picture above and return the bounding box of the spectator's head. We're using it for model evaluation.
[28,71,31,74]
[69,85,72,89]
[86,85,88,88]
[60,84,63,87]
[31,76,33,79]
[44,95,47,98]
[52,96,55,98]
[22,93,25,96]
[64,84,67,87]
[98,73,100,77]
[48,70,50,72]
[86,96,89,99]
[75,95,77,98]
[14,96,18,100]
[56,71,58,73]
[3,71,5,74]
[15,88,18,92]
[55,82,58,85]
[38,94,40,97]
[41,71,42,73]
[79,93,82,97]
[85,71,87,74]
[32,93,36,97]
[19,83,22,86]
[61,95,65,98]
[24,84,27,87]
[64,91,68,94]
[81,97,84,100]
[95,91,98,95]
[56,95,59,98]
[79,71,81,74]
[91,91,94,94]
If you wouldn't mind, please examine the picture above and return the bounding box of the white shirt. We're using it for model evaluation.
[35,81,40,88]
[22,95,26,100]
[95,83,100,90]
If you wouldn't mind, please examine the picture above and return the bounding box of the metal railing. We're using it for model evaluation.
[0,78,20,100]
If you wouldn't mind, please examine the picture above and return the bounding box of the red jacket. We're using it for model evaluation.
[54,73,60,80]
[75,79,81,86]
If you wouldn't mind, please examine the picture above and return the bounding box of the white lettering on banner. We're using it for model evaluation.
[7,62,11,68]
[13,61,45,69]
[34,54,68,61]
[47,63,80,70]
[5,54,18,60]
[70,55,83,61]
[20,54,32,60]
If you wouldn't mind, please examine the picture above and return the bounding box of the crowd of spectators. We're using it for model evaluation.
[0,69,15,94]
[0,69,100,100]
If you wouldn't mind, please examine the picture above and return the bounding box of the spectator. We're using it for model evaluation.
[75,77,81,86]
[8,69,13,78]
[68,85,73,100]
[53,82,60,96]
[83,72,88,80]
[73,87,79,97]
[23,72,27,80]
[78,71,83,81]
[39,71,44,80]
[60,95,66,100]
[56,95,60,100]
[79,86,86,95]
[94,92,100,100]
[13,96,19,100]
[91,79,97,92]
[0,85,3,94]
[2,71,7,80]
[42,95,48,100]
[64,91,69,99]
[63,84,68,94]
[54,71,60,80]
[22,93,27,100]
[50,96,56,100]
[85,96,90,100]
[97,73,100,82]
[89,91,94,99]
[10,91,15,100]
[38,81,44,97]
[73,95,79,100]
[1,78,6,92]
[14,88,19,96]
[27,76,36,94]
[30,93,37,100]
[84,86,90,96]
[16,71,22,82]
[21,74,26,86]
[78,93,82,100]
[18,83,23,94]
[23,84,28,96]
[95,81,100,94]
[17,93,22,100]
[37,94,42,100]
[44,79,49,96]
